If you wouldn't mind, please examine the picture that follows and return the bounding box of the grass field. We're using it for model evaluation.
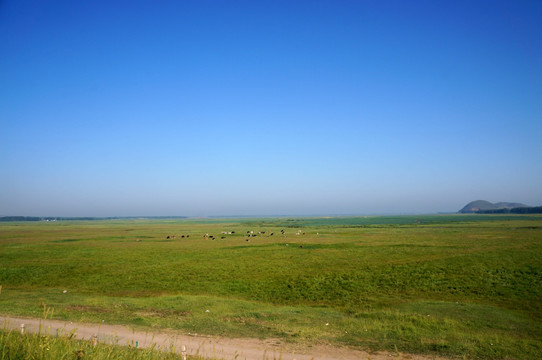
[1,215,541,359]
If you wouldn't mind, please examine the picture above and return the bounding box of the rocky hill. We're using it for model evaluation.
[458,200,528,213]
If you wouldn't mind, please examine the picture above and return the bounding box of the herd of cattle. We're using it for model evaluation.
[165,229,309,241]
[166,235,189,239]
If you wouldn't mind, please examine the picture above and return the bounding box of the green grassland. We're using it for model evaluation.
[1,215,541,359]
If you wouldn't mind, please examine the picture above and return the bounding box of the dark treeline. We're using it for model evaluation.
[476,206,542,214]
[0,216,188,222]
[0,216,103,222]
[0,216,42,222]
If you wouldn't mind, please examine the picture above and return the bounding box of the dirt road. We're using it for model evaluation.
[1,315,447,360]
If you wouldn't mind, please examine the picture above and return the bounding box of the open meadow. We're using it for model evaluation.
[1,215,541,359]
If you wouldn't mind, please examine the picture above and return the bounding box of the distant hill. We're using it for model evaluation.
[459,200,529,214]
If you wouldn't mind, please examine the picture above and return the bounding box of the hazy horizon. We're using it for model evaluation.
[2,1,541,218]
[0,197,539,218]
[0,211,466,218]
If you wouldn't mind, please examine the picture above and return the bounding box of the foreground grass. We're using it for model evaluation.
[0,329,202,360]
[1,215,541,359]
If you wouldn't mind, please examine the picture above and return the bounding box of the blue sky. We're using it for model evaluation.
[1,0,541,217]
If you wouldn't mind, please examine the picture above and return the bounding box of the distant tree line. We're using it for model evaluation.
[476,206,542,214]
[0,216,188,222]
[0,216,102,222]
[0,216,42,222]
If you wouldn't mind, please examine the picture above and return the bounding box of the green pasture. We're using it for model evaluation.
[1,215,541,359]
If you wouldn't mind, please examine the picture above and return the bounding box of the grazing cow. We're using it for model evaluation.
[186,235,189,238]
[221,236,226,239]
[181,235,185,238]
[166,236,170,239]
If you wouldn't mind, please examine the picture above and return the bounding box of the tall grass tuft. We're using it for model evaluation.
[0,328,209,360]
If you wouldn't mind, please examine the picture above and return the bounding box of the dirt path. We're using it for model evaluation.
[1,315,447,360]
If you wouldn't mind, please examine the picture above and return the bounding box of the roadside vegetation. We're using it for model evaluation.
[0,328,203,360]
[1,215,541,359]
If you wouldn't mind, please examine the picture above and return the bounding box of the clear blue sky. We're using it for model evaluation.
[1,0,541,217]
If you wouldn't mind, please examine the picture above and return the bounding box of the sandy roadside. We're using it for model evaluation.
[1,315,448,360]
